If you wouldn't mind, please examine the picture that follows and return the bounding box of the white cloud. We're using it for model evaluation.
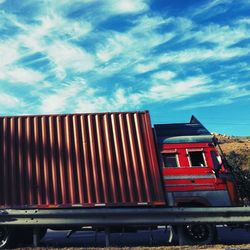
[219,84,250,98]
[179,83,250,110]
[35,69,249,115]
[174,17,194,31]
[1,10,94,81]
[75,99,100,113]
[37,14,92,40]
[122,76,210,108]
[134,62,157,73]
[151,71,176,81]
[157,21,250,67]
[0,41,20,67]
[76,86,129,113]
[95,15,175,67]
[236,18,250,25]
[105,0,149,14]
[192,0,233,17]
[46,41,95,78]
[0,92,24,108]
[145,76,210,101]
[0,67,44,84]
[188,24,250,47]
[132,15,170,30]
[158,47,249,65]
[0,39,45,84]
[77,75,211,112]
[129,15,175,47]
[131,16,194,35]
[40,80,86,113]
[95,15,249,79]
[179,98,233,110]
[45,0,149,23]
[96,33,132,62]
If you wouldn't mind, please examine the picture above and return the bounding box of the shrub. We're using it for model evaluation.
[225,151,250,199]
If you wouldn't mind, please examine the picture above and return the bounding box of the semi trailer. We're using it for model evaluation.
[0,110,249,248]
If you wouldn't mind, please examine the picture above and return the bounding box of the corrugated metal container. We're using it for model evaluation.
[0,111,165,208]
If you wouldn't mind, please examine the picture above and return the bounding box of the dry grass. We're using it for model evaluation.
[215,134,250,169]
[215,134,250,155]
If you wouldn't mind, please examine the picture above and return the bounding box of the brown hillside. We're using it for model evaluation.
[213,133,250,169]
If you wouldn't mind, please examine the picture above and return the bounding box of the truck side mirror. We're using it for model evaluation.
[211,152,223,175]
[214,163,223,175]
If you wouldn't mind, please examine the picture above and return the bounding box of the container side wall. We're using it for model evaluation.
[0,111,165,208]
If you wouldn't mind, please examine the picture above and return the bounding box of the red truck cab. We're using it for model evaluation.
[154,116,238,207]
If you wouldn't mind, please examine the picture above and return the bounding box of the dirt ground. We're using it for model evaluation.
[15,245,250,250]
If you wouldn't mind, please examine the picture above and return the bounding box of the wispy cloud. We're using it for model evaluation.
[0,92,25,112]
[236,18,250,25]
[0,40,20,67]
[179,83,250,110]
[105,0,149,14]
[192,0,233,18]
[159,47,249,65]
[186,23,250,47]
[133,62,157,74]
[0,67,44,84]
[78,75,211,112]
[95,15,175,65]
[46,41,95,78]
[39,80,86,113]
[0,0,250,135]
[144,76,211,102]
[151,71,176,81]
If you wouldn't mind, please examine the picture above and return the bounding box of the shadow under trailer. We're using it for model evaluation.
[0,111,249,248]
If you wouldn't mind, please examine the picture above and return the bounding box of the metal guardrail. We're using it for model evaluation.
[1,207,250,226]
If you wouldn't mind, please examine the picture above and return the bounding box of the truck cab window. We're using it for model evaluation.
[162,153,178,168]
[211,151,221,169]
[189,151,206,167]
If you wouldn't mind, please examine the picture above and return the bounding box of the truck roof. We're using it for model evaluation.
[154,116,212,144]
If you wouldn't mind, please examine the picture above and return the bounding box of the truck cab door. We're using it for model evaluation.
[161,144,223,195]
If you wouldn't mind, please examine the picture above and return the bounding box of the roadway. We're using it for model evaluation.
[40,226,250,248]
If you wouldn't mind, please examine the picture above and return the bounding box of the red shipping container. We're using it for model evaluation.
[0,111,165,208]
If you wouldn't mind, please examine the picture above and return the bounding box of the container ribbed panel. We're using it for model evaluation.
[0,111,165,208]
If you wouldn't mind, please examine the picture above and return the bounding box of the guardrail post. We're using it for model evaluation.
[176,225,185,246]
[105,227,110,247]
[33,228,39,247]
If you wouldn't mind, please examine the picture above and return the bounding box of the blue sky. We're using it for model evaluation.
[0,0,250,135]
